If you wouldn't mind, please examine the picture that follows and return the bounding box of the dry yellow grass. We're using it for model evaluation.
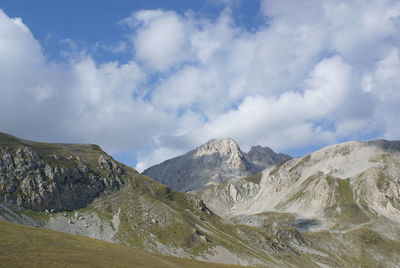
[0,220,244,268]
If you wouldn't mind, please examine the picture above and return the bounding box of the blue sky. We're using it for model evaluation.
[0,0,262,63]
[1,0,400,170]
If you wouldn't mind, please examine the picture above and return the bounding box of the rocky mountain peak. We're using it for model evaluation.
[247,145,274,161]
[142,138,291,192]
[247,145,292,173]
[193,138,242,158]
[248,145,273,154]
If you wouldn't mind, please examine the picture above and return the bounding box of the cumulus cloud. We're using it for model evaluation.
[1,0,400,171]
[364,48,400,139]
[191,56,353,150]
[126,10,189,71]
[0,9,174,156]
[137,0,400,164]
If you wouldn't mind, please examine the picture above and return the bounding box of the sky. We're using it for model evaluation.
[0,0,399,171]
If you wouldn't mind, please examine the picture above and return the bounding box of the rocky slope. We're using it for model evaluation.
[0,132,127,211]
[142,138,291,192]
[195,140,400,222]
[193,139,400,267]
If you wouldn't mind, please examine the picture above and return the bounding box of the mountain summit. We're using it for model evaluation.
[142,138,291,192]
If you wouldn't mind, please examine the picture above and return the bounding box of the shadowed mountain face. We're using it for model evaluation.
[142,138,291,192]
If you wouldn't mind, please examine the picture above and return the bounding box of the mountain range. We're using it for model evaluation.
[142,138,291,192]
[1,132,400,267]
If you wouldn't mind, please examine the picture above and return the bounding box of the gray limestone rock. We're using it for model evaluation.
[142,138,291,192]
[0,133,129,211]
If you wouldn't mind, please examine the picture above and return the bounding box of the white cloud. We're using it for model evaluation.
[1,0,400,170]
[0,11,43,68]
[189,56,352,151]
[136,0,400,165]
[135,146,184,172]
[363,48,400,139]
[129,10,189,71]
[0,9,174,156]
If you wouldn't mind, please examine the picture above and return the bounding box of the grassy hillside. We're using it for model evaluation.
[0,220,242,268]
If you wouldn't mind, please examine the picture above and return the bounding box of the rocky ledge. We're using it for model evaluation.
[0,145,127,211]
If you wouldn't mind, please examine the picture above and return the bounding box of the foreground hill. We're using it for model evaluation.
[0,220,241,268]
[143,138,291,192]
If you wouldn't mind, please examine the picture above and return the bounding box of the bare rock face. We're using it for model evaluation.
[142,138,291,192]
[193,175,262,217]
[193,138,250,172]
[247,145,292,173]
[0,133,130,211]
[196,139,400,227]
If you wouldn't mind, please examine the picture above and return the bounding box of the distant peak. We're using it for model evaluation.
[206,137,238,145]
[248,145,273,154]
[202,138,239,147]
[194,138,242,158]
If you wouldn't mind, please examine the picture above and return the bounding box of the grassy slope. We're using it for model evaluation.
[84,173,277,263]
[241,173,262,184]
[0,220,243,268]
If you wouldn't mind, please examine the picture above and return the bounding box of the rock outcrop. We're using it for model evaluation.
[0,133,130,211]
[142,138,291,192]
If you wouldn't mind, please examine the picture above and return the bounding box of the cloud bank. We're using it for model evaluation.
[0,0,399,171]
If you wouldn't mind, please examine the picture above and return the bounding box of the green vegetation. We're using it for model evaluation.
[275,173,319,210]
[325,177,369,225]
[257,211,297,227]
[242,173,262,184]
[341,227,400,268]
[0,220,243,268]
[21,210,50,225]
[375,170,391,192]
[78,173,217,257]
